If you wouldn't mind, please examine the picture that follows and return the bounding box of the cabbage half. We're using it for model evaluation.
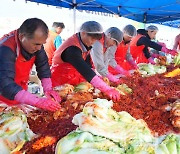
[56,98,180,154]
[72,99,154,145]
[155,134,180,154]
[55,130,124,154]
[138,63,166,77]
[0,108,35,154]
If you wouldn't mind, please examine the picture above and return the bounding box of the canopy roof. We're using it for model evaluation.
[27,0,180,24]
[161,19,180,28]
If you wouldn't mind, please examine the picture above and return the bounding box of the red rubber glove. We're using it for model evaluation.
[41,78,61,102]
[15,90,61,112]
[90,75,120,102]
[161,47,178,56]
[148,57,156,65]
[114,65,130,76]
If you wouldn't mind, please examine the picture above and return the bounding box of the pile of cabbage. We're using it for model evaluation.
[138,63,166,77]
[56,98,180,154]
[0,106,35,154]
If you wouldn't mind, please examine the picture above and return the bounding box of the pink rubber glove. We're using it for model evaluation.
[90,75,120,101]
[158,42,166,47]
[148,57,156,65]
[161,47,178,56]
[45,90,61,102]
[41,78,61,102]
[128,60,138,69]
[151,53,160,58]
[106,73,119,83]
[14,90,61,111]
[114,65,130,76]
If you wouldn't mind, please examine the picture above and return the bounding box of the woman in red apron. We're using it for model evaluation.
[130,25,177,65]
[90,27,125,83]
[109,25,137,75]
[51,21,121,102]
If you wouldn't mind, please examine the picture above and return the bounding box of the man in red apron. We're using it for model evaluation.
[109,25,138,74]
[130,25,178,64]
[51,21,120,102]
[0,18,61,111]
[91,27,127,83]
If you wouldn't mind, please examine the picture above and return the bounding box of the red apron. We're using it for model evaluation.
[130,34,149,64]
[51,33,90,86]
[109,41,133,74]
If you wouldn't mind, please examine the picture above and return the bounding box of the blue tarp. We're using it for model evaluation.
[27,0,180,23]
[27,0,180,26]
[160,19,180,28]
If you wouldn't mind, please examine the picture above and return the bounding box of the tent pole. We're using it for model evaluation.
[143,13,147,29]
[73,0,76,34]
[143,23,146,29]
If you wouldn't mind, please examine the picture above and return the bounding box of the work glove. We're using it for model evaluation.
[148,57,156,65]
[14,90,61,112]
[41,78,61,102]
[128,60,138,69]
[106,73,119,83]
[90,75,120,102]
[114,65,131,76]
[161,47,178,56]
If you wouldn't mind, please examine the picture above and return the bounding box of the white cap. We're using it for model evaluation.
[105,27,123,44]
[80,21,103,34]
[123,24,137,37]
[146,25,159,31]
